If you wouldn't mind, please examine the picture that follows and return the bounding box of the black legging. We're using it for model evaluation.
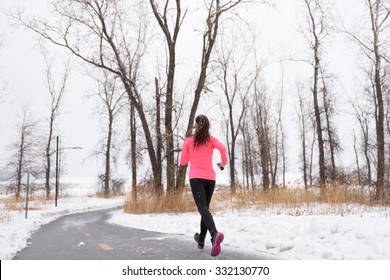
[190,178,217,241]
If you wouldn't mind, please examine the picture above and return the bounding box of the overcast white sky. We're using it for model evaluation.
[0,0,367,183]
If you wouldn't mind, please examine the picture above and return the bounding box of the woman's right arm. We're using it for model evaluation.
[179,139,190,166]
[213,137,228,165]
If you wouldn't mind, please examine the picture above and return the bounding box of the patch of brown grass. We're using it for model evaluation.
[95,192,123,199]
[2,196,52,211]
[214,184,372,208]
[320,183,371,205]
[210,183,382,216]
[124,189,197,214]
[123,183,381,215]
[2,197,25,211]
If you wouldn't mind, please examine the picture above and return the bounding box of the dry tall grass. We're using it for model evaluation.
[2,196,52,212]
[124,189,197,214]
[124,183,384,215]
[217,184,373,208]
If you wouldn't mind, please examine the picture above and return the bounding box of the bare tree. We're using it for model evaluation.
[303,0,325,187]
[176,0,252,190]
[319,67,340,182]
[362,0,388,200]
[128,101,138,199]
[385,75,390,185]
[367,0,390,201]
[42,51,70,199]
[240,109,256,190]
[249,59,272,191]
[301,0,331,188]
[251,62,286,190]
[253,91,271,190]
[11,0,164,190]
[6,107,39,199]
[297,92,310,189]
[352,96,375,186]
[296,83,317,189]
[272,64,287,188]
[149,0,186,192]
[215,37,252,193]
[154,77,163,195]
[236,53,286,191]
[94,72,126,197]
[343,0,390,200]
[353,130,362,186]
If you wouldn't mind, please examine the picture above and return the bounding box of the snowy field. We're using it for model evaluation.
[1,178,390,260]
[110,207,390,260]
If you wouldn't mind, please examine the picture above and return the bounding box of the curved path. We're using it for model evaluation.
[14,208,268,260]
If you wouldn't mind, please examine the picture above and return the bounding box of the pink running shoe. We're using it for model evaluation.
[211,232,224,257]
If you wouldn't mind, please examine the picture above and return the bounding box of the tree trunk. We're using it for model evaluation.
[321,74,337,182]
[299,97,308,189]
[242,126,249,190]
[104,113,113,197]
[257,112,270,190]
[304,0,327,188]
[45,119,53,199]
[368,0,386,201]
[148,0,182,192]
[374,65,385,200]
[353,131,362,185]
[364,133,372,186]
[260,138,270,190]
[166,48,176,192]
[228,102,236,193]
[310,131,316,187]
[16,150,23,199]
[313,56,326,187]
[130,103,137,201]
[155,78,163,195]
[302,130,308,189]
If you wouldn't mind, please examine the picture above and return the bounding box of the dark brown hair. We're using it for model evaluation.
[193,114,210,148]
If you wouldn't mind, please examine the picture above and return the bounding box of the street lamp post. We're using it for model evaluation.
[53,136,82,207]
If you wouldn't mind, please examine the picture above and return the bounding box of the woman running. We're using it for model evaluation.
[180,114,228,257]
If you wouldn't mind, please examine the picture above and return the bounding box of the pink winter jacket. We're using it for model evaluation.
[180,136,228,181]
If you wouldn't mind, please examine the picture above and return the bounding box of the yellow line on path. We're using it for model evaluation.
[98,243,113,251]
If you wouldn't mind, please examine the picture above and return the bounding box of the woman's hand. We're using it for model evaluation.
[217,163,225,170]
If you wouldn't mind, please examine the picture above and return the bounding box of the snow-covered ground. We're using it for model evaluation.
[110,207,390,260]
[1,178,390,260]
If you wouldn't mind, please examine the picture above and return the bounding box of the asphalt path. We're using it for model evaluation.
[13,207,269,260]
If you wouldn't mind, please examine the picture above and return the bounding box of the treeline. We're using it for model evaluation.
[2,0,389,203]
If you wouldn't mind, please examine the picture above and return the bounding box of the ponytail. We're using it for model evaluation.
[193,114,210,148]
